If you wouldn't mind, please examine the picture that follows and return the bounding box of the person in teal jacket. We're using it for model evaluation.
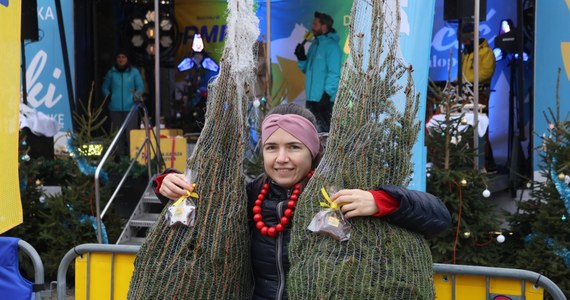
[102,50,145,155]
[295,11,342,132]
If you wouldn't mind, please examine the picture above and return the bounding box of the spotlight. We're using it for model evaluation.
[177,57,195,72]
[160,35,173,48]
[499,19,515,35]
[131,18,144,30]
[192,34,204,52]
[127,6,179,64]
[145,10,155,22]
[146,27,155,39]
[146,44,155,55]
[160,19,172,31]
[131,34,145,47]
[495,19,516,54]
[494,19,529,62]
[202,57,219,72]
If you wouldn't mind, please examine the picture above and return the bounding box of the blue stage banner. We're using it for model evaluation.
[429,0,520,169]
[399,0,436,191]
[256,0,436,190]
[534,0,570,172]
[256,0,352,105]
[24,0,74,154]
[429,0,517,81]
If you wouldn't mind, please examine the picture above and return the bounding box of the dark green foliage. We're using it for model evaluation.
[6,143,101,281]
[508,108,570,297]
[243,103,266,181]
[426,115,507,266]
[3,86,128,282]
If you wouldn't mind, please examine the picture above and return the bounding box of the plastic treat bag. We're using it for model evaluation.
[165,169,200,227]
[307,186,351,241]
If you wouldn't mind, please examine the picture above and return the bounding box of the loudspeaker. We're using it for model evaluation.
[21,0,39,41]
[444,0,487,21]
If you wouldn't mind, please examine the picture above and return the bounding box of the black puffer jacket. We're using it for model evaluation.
[247,178,296,300]
[246,176,451,300]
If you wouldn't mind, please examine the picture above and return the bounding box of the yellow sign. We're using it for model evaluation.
[130,129,187,171]
[159,136,188,171]
[174,2,228,81]
[0,1,23,233]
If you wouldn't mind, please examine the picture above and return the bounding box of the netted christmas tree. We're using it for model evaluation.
[508,70,570,296]
[127,1,259,299]
[425,82,508,266]
[288,0,434,298]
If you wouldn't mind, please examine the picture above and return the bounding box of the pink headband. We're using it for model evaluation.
[261,114,320,158]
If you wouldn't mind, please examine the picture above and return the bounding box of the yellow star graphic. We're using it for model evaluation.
[562,42,570,81]
[275,56,306,102]
[563,0,570,80]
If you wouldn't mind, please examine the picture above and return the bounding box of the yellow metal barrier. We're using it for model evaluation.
[58,244,566,300]
[75,252,135,300]
[434,273,544,299]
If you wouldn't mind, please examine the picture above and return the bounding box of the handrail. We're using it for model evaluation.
[433,263,567,300]
[94,101,162,244]
[100,143,149,218]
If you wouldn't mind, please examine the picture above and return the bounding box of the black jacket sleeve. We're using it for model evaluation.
[377,185,451,238]
[152,168,182,205]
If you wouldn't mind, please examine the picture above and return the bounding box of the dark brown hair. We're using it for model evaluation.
[314,11,334,31]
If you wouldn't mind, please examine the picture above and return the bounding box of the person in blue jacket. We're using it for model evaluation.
[295,11,342,132]
[102,50,145,155]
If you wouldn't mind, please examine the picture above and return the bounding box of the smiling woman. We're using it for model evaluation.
[260,110,319,188]
[153,103,451,299]
[262,129,313,188]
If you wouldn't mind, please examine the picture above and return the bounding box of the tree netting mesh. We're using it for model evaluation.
[127,0,259,299]
[288,0,434,299]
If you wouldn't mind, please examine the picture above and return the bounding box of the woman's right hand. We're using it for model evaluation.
[159,173,194,200]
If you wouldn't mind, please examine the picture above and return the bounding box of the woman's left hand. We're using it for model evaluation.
[331,189,378,218]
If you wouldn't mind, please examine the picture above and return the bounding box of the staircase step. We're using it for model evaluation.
[119,237,147,245]
[142,193,162,204]
[130,214,161,227]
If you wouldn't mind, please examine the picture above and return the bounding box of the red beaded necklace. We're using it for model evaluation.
[252,171,313,237]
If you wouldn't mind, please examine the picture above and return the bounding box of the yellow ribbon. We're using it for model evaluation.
[173,183,199,206]
[320,187,339,209]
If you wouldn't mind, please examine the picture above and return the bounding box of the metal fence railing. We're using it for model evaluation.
[56,243,568,300]
[57,244,140,300]
[0,238,45,299]
[18,239,45,298]
[433,263,567,300]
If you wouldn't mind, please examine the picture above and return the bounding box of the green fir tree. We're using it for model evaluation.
[3,85,127,281]
[426,83,508,266]
[508,70,570,297]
